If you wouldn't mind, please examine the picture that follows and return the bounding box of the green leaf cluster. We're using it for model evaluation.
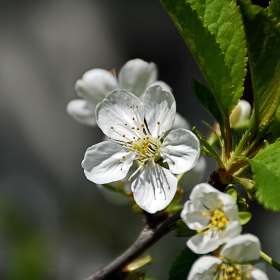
[160,0,247,131]
[161,0,280,212]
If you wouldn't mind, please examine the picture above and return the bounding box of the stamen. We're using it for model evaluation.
[128,161,146,182]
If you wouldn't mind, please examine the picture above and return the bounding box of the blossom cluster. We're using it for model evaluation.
[181,183,268,280]
[67,59,268,279]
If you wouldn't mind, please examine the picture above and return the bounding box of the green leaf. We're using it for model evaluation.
[225,185,237,202]
[268,0,280,23]
[193,79,223,127]
[188,0,247,111]
[239,0,280,128]
[270,105,280,142]
[169,247,200,280]
[192,126,224,167]
[160,0,235,122]
[238,211,252,225]
[250,139,280,211]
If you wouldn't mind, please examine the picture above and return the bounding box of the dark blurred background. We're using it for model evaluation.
[0,0,279,279]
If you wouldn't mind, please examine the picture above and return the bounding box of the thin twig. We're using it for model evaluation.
[84,211,182,280]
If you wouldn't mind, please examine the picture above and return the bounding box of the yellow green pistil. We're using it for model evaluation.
[198,208,228,234]
[132,136,162,163]
[217,262,253,280]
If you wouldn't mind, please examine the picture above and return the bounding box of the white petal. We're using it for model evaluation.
[96,90,144,141]
[219,219,242,244]
[173,112,190,130]
[250,268,269,280]
[131,163,177,214]
[150,80,172,92]
[189,183,221,210]
[82,141,133,184]
[179,157,206,188]
[218,198,242,243]
[181,200,210,230]
[143,85,176,137]
[66,99,96,126]
[187,256,221,280]
[220,234,261,263]
[118,58,158,97]
[187,231,221,254]
[160,129,200,174]
[75,68,119,104]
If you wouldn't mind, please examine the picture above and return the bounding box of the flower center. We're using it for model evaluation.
[218,262,253,280]
[198,208,228,234]
[131,136,162,163]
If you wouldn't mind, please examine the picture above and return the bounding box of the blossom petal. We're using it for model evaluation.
[82,141,133,184]
[118,59,158,97]
[189,183,221,210]
[160,129,200,174]
[66,99,96,126]
[131,163,177,214]
[219,219,242,244]
[143,85,176,137]
[150,80,172,92]
[173,113,190,130]
[75,68,119,104]
[181,200,210,229]
[187,231,221,254]
[96,90,145,141]
[250,268,269,280]
[187,256,222,280]
[179,157,206,188]
[220,234,261,263]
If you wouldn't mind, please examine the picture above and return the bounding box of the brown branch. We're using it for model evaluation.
[84,210,182,280]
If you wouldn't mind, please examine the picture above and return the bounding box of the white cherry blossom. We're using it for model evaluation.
[188,234,268,280]
[181,183,241,254]
[67,58,170,126]
[82,85,200,213]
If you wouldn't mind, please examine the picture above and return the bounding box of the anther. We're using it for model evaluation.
[122,156,126,159]
[124,123,127,125]
[202,211,208,217]
[108,136,112,139]
[137,128,140,130]
[110,126,114,129]
[157,121,160,125]
[130,105,133,108]
[136,105,139,108]
[132,126,135,129]
[141,123,145,127]
[117,159,120,162]
[132,117,135,120]
[122,134,126,137]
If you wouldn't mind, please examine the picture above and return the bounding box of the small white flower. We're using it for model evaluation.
[188,234,269,280]
[181,183,241,254]
[82,85,200,214]
[67,58,170,126]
